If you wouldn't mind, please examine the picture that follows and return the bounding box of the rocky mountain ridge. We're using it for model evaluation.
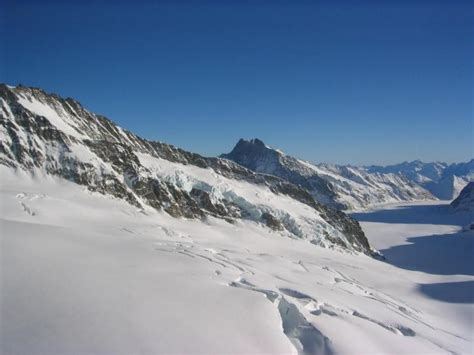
[221,139,438,210]
[0,84,371,254]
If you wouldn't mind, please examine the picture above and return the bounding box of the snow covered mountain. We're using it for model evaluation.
[368,160,474,200]
[451,182,474,212]
[0,84,371,254]
[221,139,434,211]
[2,84,472,355]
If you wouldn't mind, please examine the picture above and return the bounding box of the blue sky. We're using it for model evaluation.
[2,0,472,165]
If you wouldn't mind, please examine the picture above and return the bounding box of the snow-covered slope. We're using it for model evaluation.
[0,84,370,254]
[368,160,474,200]
[222,139,434,211]
[451,182,474,212]
[1,166,472,355]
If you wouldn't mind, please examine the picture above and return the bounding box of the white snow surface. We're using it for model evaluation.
[16,92,86,140]
[1,167,473,355]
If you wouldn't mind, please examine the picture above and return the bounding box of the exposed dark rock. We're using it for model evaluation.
[451,182,474,212]
[261,212,284,231]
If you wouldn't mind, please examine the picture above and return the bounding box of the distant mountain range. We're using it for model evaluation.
[222,139,473,210]
[367,160,474,200]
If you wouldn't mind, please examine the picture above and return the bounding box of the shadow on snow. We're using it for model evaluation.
[352,203,474,303]
[379,232,474,276]
[418,281,474,304]
[351,203,471,226]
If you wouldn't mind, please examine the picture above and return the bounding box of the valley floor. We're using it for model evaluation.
[1,169,473,354]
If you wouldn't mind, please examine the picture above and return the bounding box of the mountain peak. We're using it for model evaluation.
[234,138,268,149]
[249,138,266,146]
[229,138,285,156]
[220,138,288,177]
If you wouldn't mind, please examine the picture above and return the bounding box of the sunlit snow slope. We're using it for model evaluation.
[1,168,472,354]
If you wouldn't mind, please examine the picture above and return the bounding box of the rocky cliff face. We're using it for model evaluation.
[451,182,474,212]
[222,139,435,211]
[0,84,371,254]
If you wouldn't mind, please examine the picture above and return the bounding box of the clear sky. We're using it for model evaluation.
[2,0,473,165]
